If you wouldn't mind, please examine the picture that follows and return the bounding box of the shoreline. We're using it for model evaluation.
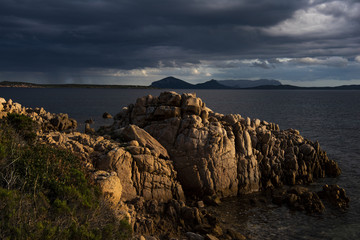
[1,81,360,90]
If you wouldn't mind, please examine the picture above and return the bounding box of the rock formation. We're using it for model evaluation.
[0,93,349,239]
[0,97,77,132]
[103,112,113,119]
[40,130,185,203]
[318,184,350,210]
[99,91,341,199]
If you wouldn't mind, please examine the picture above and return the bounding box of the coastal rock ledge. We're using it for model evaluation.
[0,93,348,239]
[99,91,341,198]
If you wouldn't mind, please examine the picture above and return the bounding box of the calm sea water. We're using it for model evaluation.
[1,88,359,239]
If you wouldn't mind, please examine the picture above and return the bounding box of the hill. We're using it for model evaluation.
[194,79,231,89]
[150,76,195,89]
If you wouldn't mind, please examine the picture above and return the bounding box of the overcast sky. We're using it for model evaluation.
[1,0,360,86]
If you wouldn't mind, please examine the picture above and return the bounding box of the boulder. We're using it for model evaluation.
[103,112,113,119]
[95,171,122,206]
[117,125,170,159]
[158,91,182,106]
[181,93,203,115]
[50,113,77,131]
[85,123,95,134]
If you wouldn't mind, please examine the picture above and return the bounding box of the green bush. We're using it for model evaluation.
[4,113,38,142]
[0,115,132,239]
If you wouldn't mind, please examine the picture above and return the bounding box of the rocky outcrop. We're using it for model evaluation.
[318,184,349,210]
[272,186,325,214]
[103,112,113,119]
[100,91,341,199]
[1,93,347,239]
[272,184,350,214]
[128,197,246,239]
[40,131,185,203]
[0,97,77,131]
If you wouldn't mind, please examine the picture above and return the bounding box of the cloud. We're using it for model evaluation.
[250,60,274,69]
[294,57,349,67]
[262,1,359,37]
[0,0,307,71]
[0,0,359,85]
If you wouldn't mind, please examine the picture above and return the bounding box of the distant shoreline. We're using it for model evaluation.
[1,81,360,90]
[0,81,155,89]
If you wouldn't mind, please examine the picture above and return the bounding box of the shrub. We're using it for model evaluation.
[0,115,132,239]
[4,113,38,142]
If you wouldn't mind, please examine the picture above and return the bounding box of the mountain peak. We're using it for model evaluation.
[151,76,194,89]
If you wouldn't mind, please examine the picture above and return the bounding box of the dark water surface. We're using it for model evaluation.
[1,88,359,239]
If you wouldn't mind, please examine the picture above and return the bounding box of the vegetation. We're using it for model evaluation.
[0,114,131,239]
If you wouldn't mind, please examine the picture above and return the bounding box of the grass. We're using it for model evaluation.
[0,113,132,240]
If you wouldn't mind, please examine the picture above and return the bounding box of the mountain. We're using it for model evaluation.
[194,80,231,89]
[217,79,282,88]
[150,76,195,89]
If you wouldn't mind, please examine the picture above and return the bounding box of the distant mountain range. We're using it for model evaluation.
[150,77,360,90]
[1,78,360,90]
[151,76,282,89]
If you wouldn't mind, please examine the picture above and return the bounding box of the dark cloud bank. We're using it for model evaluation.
[1,0,360,86]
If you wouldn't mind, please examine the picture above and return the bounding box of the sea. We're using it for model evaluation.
[0,88,359,239]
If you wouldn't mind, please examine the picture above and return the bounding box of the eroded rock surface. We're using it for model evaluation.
[39,131,185,203]
[99,91,341,199]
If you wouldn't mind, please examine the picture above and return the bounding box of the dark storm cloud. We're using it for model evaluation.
[0,0,307,72]
[0,0,360,84]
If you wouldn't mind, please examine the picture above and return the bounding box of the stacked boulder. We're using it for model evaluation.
[100,91,341,198]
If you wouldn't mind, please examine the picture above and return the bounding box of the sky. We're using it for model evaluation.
[1,0,360,86]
